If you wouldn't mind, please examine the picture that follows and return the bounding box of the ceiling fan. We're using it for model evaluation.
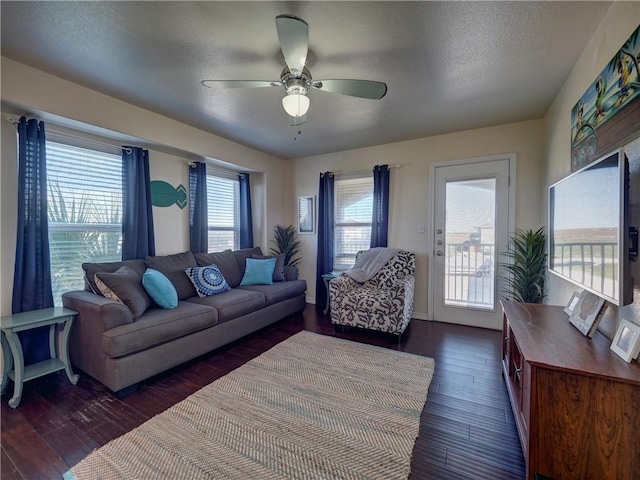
[201,14,387,119]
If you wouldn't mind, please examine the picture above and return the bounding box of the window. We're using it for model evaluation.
[206,170,240,252]
[47,141,123,305]
[334,174,373,270]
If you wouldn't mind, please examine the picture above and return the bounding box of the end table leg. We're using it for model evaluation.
[1,332,14,394]
[60,318,79,385]
[5,331,24,408]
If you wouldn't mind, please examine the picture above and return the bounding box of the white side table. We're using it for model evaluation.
[1,307,79,408]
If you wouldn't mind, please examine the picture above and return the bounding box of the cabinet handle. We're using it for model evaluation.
[514,367,523,388]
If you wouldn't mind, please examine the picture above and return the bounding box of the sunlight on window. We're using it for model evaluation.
[47,142,123,305]
[334,175,373,270]
[206,172,240,252]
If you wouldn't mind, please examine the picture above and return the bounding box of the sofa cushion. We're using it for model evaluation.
[184,289,265,323]
[102,302,218,358]
[193,250,243,288]
[143,269,179,309]
[94,266,152,319]
[184,265,230,297]
[238,280,307,306]
[236,280,307,307]
[83,259,147,294]
[253,253,286,282]
[240,257,276,286]
[145,251,197,300]
[233,247,263,276]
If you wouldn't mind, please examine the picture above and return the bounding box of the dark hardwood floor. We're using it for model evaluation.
[1,305,525,479]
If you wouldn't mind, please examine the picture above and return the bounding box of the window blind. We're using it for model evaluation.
[206,172,240,252]
[46,141,123,305]
[334,174,374,270]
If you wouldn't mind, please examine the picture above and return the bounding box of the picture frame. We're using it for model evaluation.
[568,290,606,338]
[298,195,315,234]
[563,291,581,316]
[610,319,640,363]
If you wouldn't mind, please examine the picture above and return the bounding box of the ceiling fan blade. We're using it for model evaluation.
[312,79,387,99]
[201,80,281,89]
[275,14,308,76]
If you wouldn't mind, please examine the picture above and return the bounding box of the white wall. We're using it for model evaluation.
[148,151,190,255]
[290,119,545,318]
[542,3,640,334]
[0,57,289,315]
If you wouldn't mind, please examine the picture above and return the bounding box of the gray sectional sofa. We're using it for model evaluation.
[62,247,306,395]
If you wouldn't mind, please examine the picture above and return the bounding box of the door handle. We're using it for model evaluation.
[436,240,443,245]
[435,250,443,256]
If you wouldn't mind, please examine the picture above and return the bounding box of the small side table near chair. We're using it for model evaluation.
[322,272,340,315]
[1,307,79,408]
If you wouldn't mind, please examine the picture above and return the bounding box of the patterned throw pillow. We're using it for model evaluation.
[184,264,230,297]
[94,266,152,318]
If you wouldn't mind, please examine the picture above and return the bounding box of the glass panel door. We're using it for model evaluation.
[444,178,496,309]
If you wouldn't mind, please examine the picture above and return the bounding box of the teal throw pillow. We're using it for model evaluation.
[240,257,277,286]
[184,264,230,297]
[142,268,178,309]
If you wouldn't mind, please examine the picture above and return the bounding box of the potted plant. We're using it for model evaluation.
[270,224,302,267]
[500,227,547,303]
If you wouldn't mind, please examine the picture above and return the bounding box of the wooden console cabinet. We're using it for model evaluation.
[501,300,640,480]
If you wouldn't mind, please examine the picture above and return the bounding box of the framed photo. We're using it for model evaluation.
[564,291,581,316]
[568,290,606,338]
[298,195,315,234]
[610,319,640,363]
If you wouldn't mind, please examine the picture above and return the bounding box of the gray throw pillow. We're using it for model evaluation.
[83,259,147,294]
[94,266,152,319]
[253,253,286,282]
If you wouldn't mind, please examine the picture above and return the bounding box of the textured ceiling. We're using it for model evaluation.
[1,1,612,160]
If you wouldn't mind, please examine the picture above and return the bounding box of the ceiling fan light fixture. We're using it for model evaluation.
[282,93,310,117]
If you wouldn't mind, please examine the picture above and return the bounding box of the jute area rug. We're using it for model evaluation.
[65,331,435,480]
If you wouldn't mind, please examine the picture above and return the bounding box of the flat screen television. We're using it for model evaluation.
[548,149,633,306]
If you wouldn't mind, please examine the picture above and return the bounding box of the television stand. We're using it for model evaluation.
[501,300,640,480]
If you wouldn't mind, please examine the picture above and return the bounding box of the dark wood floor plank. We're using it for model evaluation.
[1,448,22,480]
[1,402,69,479]
[1,305,525,480]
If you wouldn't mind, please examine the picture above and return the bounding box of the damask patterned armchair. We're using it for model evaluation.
[329,249,416,337]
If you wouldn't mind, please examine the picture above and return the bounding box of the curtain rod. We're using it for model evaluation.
[333,163,401,177]
[7,116,134,154]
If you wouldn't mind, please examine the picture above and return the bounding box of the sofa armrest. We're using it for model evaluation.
[62,290,134,331]
[284,265,299,281]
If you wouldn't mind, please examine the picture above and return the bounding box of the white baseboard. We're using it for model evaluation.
[411,312,430,321]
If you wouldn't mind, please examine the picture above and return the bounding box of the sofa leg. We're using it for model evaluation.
[114,383,140,398]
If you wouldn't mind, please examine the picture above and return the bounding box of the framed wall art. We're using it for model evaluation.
[570,26,640,171]
[298,195,315,234]
[610,318,640,363]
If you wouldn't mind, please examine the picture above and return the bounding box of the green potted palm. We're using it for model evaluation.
[270,224,302,267]
[500,227,547,303]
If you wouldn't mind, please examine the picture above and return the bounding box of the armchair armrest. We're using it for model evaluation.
[329,275,359,296]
